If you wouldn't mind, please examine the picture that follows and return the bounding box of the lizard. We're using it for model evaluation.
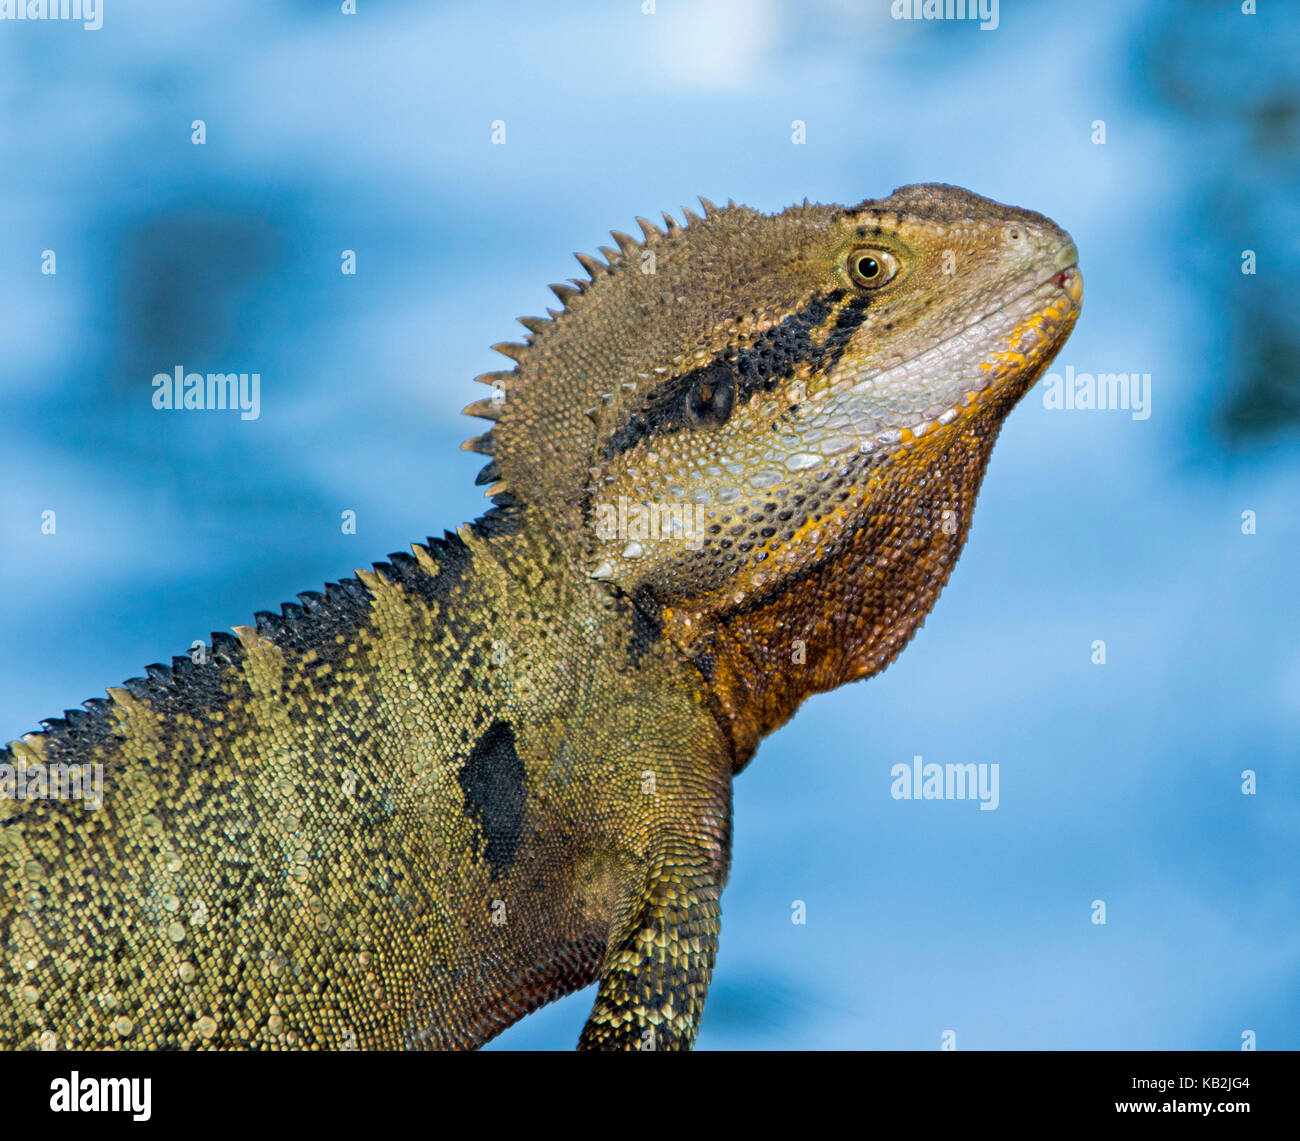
[0,184,1081,1051]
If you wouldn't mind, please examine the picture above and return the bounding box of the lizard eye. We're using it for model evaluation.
[847,248,899,289]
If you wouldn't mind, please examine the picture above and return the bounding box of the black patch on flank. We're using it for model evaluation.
[457,719,526,881]
[599,289,870,460]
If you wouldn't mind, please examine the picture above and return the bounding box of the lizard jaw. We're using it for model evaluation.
[802,259,1083,464]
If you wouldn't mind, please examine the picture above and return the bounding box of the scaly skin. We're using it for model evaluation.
[1,184,1080,1050]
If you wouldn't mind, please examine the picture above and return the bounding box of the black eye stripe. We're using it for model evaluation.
[598,290,871,461]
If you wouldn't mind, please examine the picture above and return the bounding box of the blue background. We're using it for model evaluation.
[1,1,1295,1050]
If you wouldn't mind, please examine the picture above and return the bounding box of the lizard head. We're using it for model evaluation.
[467,185,1081,757]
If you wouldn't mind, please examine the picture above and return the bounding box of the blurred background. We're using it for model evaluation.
[0,0,1295,1049]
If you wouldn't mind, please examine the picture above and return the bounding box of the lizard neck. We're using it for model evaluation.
[469,503,753,777]
[658,402,1010,770]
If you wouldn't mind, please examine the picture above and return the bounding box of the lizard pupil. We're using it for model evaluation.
[857,256,879,279]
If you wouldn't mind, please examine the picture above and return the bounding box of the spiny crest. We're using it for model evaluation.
[15,534,487,764]
[460,195,729,497]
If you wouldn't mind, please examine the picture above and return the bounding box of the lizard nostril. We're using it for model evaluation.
[1053,241,1079,270]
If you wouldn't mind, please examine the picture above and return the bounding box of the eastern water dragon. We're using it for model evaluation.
[1,184,1081,1050]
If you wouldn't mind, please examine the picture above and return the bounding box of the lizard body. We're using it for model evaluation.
[1,185,1080,1050]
